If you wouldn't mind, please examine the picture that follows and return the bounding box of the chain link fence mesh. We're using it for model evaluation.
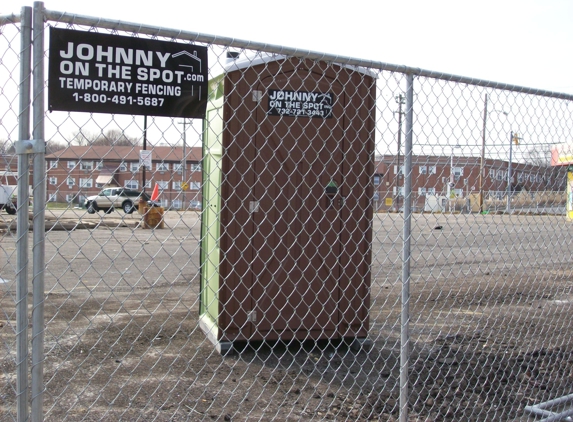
[0,8,573,422]
[0,15,24,422]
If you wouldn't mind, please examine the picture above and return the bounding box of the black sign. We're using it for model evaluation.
[267,89,334,118]
[48,28,208,118]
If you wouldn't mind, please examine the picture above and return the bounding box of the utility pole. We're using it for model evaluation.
[479,96,509,214]
[395,94,405,211]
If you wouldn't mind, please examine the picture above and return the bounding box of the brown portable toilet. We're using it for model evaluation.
[200,54,376,354]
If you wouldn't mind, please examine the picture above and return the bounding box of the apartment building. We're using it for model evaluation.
[373,155,566,211]
[4,148,566,212]
[45,146,203,209]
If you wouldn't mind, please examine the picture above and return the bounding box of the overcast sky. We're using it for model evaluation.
[7,0,573,95]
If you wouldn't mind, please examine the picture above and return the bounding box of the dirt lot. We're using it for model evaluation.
[1,210,573,421]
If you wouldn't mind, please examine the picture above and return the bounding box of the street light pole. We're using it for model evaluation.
[506,131,519,214]
[178,120,188,209]
[448,145,460,212]
[479,94,488,213]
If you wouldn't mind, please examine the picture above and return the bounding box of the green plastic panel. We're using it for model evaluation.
[200,74,225,331]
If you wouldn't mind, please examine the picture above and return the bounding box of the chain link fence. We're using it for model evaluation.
[2,3,573,421]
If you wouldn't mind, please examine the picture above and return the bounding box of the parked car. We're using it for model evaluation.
[0,184,17,215]
[85,188,150,214]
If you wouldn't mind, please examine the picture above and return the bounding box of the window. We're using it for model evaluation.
[80,161,94,170]
[190,182,201,190]
[496,170,503,181]
[49,177,57,185]
[48,193,57,202]
[173,181,182,191]
[427,187,436,195]
[65,194,74,203]
[130,162,139,172]
[453,167,463,178]
[489,169,496,179]
[79,178,93,188]
[394,165,404,175]
[67,161,76,169]
[174,163,183,174]
[190,163,202,172]
[119,162,127,172]
[157,180,169,190]
[124,180,139,190]
[157,162,169,172]
[517,172,524,182]
[172,199,182,209]
[418,187,427,196]
[393,186,404,196]
[429,166,437,175]
[50,160,58,168]
[97,161,104,170]
[373,174,381,185]
[67,177,75,186]
[419,166,427,175]
[144,180,152,189]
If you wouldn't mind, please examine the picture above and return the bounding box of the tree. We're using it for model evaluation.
[523,144,552,167]
[94,129,139,146]
[0,138,64,154]
[0,139,15,154]
[69,130,100,146]
[69,129,140,147]
[46,140,66,154]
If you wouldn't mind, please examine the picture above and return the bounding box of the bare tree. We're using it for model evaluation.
[69,129,139,147]
[46,140,66,154]
[523,144,552,167]
[0,138,64,154]
[0,139,15,154]
[95,129,139,146]
[69,130,100,146]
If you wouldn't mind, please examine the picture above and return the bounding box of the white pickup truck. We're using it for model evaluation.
[0,184,17,215]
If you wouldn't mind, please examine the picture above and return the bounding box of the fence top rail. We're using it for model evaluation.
[41,8,573,102]
[0,13,21,26]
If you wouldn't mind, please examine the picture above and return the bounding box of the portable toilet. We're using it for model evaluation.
[200,54,376,353]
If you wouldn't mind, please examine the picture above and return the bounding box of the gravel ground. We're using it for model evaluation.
[1,210,572,421]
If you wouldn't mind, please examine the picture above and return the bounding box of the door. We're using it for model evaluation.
[250,69,345,339]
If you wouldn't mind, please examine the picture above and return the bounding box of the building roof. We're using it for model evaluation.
[45,146,202,162]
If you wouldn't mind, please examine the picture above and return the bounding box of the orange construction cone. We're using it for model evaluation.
[150,183,159,202]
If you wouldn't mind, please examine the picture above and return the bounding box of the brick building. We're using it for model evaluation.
[373,155,566,211]
[45,146,203,209]
[3,148,566,212]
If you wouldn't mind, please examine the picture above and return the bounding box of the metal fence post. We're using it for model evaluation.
[399,73,414,422]
[31,2,47,420]
[16,6,32,422]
